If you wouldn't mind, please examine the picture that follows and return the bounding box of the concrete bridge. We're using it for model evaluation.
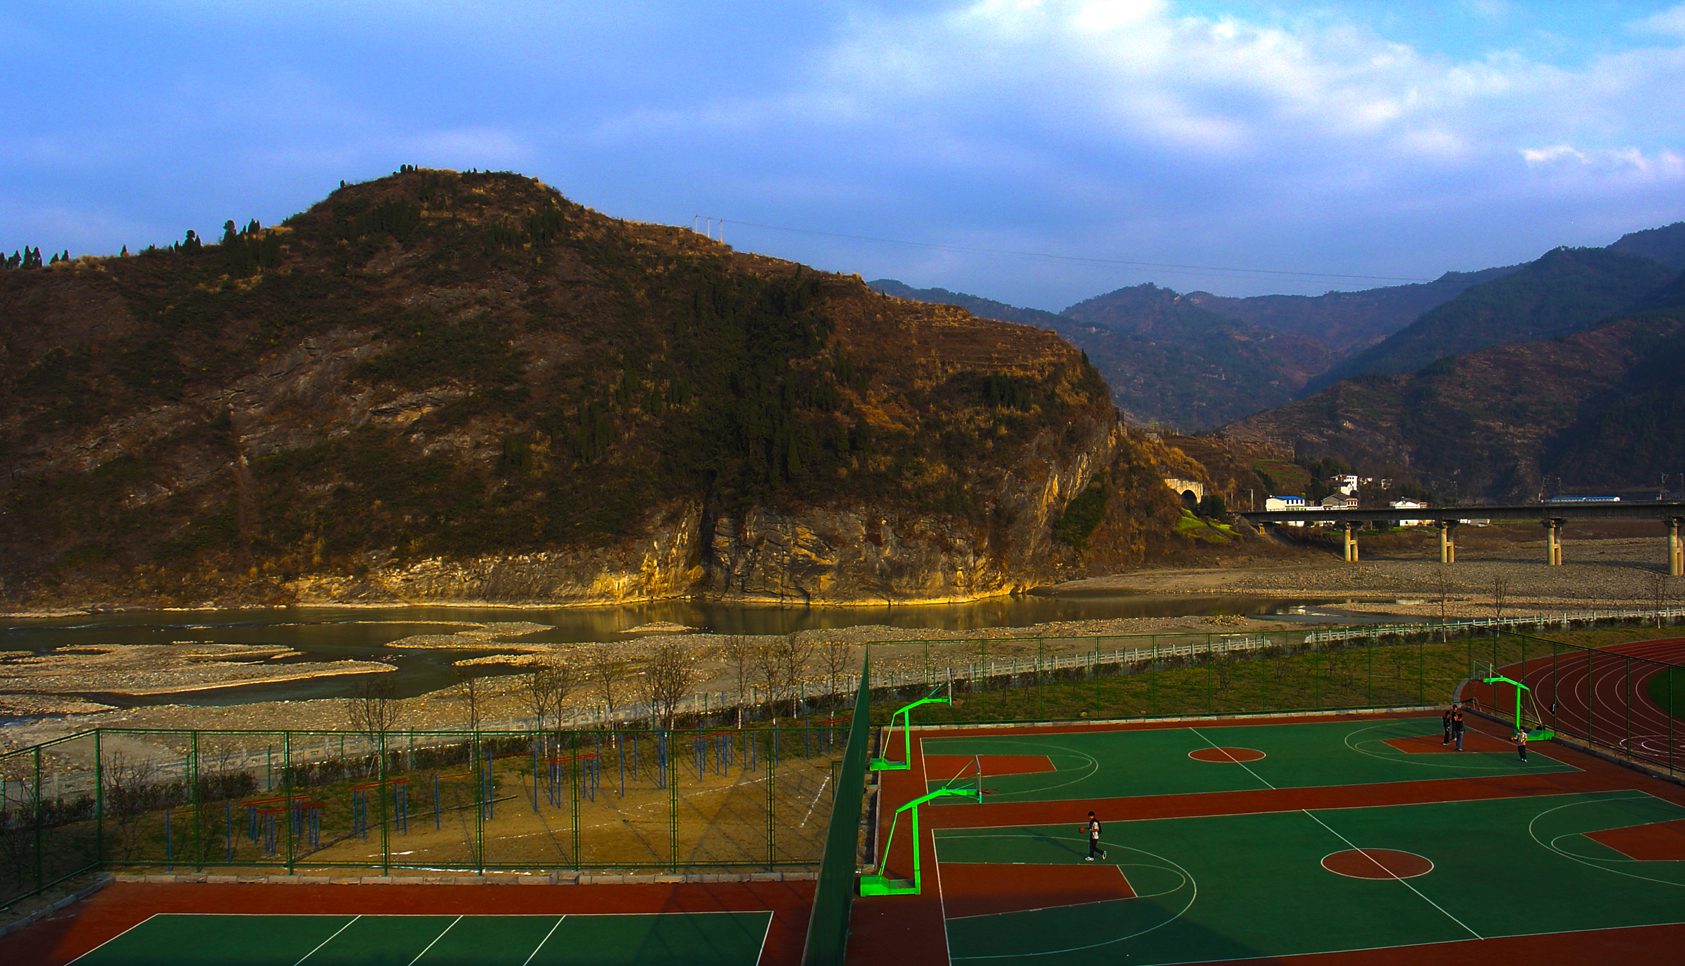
[1236,501,1685,575]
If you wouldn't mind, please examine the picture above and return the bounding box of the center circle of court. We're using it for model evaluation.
[1321,849,1434,880]
[1188,746,1265,763]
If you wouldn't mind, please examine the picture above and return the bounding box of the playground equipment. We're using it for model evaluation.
[869,685,950,771]
[858,759,983,896]
[1482,673,1555,740]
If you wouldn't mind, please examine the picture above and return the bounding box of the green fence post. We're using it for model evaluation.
[284,732,294,875]
[1626,657,1633,757]
[765,729,777,870]
[1587,647,1595,746]
[474,730,484,874]
[670,728,681,873]
[1151,640,1158,716]
[33,745,43,896]
[380,729,390,875]
[1417,636,1425,705]
[1367,634,1374,707]
[190,731,201,873]
[1206,637,1214,715]
[1313,649,1321,710]
[571,731,581,869]
[94,730,104,870]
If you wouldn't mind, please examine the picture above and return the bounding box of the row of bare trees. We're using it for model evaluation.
[345,633,862,738]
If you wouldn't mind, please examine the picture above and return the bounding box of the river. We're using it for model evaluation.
[1,594,1358,708]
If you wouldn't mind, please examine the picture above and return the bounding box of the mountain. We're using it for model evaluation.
[1182,266,1520,356]
[871,279,1331,430]
[1,169,1238,610]
[1224,299,1685,502]
[1608,221,1685,270]
[1308,246,1677,392]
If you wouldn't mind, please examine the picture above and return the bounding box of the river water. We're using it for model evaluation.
[1,594,1354,708]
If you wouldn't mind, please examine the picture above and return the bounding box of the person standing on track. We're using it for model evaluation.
[1082,811,1107,861]
[1512,726,1529,762]
[1451,703,1466,751]
[1442,704,1454,745]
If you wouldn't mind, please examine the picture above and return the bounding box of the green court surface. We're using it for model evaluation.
[921,718,1572,801]
[935,791,1685,965]
[70,911,772,966]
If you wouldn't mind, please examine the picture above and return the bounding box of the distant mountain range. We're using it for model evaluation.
[873,220,1685,433]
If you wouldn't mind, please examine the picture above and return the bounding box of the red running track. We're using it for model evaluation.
[1464,637,1685,769]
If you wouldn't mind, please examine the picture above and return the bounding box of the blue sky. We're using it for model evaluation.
[5,1,1684,309]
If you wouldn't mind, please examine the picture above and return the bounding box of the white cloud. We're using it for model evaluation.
[1630,3,1685,37]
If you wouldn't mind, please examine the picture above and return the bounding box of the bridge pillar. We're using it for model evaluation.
[1543,518,1565,566]
[1670,516,1683,578]
[1438,521,1457,564]
[1343,522,1359,563]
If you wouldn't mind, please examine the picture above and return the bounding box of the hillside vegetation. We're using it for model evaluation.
[1,170,1228,609]
[1225,296,1685,501]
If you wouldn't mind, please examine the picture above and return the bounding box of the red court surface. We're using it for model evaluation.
[923,754,1056,777]
[1587,817,1685,861]
[1320,848,1433,879]
[0,879,813,966]
[848,704,1685,966]
[938,863,1135,918]
[1187,746,1265,762]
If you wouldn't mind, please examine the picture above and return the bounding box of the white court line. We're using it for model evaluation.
[407,915,463,966]
[294,915,360,965]
[1188,728,1276,790]
[1300,810,1481,941]
[65,914,165,966]
[520,916,566,966]
[800,775,831,827]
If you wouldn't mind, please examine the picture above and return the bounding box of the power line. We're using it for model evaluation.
[718,218,1435,284]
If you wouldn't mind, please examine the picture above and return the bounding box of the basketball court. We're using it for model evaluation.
[850,710,1685,966]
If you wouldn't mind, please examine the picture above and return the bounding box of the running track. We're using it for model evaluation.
[1465,637,1685,769]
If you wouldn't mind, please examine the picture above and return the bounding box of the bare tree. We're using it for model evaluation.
[1650,572,1673,628]
[524,656,573,732]
[818,638,855,712]
[97,751,159,861]
[347,674,407,740]
[720,635,757,726]
[642,640,699,729]
[453,668,484,733]
[1434,566,1456,641]
[753,638,785,722]
[1491,576,1509,625]
[587,650,626,720]
[777,634,818,718]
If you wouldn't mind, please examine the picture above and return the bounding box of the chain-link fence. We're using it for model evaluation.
[1,717,844,910]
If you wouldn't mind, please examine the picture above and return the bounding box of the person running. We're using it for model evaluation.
[1081,811,1107,861]
[1451,704,1466,751]
[1512,726,1529,762]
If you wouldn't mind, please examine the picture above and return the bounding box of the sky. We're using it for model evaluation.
[5,0,1684,310]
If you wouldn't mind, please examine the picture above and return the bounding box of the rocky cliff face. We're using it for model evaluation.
[1,170,1210,610]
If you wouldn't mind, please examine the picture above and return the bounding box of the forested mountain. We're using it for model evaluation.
[1,170,1220,609]
[1225,291,1685,501]
[872,279,1330,428]
[1183,265,1520,356]
[1058,284,1333,426]
[1308,246,1677,391]
[1608,221,1685,269]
